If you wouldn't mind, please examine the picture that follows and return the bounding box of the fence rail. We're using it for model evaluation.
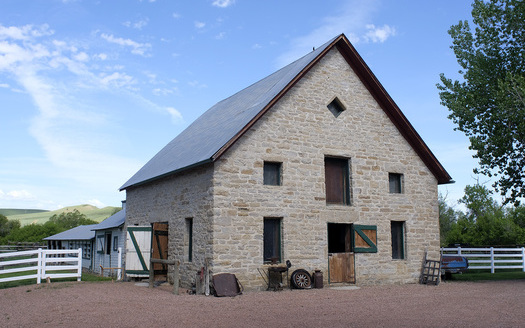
[441,247,525,273]
[0,248,82,284]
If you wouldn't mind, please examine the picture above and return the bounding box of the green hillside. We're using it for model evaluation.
[3,204,121,226]
[0,209,49,216]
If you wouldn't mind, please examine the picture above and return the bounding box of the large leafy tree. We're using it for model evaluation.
[438,0,525,205]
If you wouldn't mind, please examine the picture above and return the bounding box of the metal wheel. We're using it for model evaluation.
[291,269,312,289]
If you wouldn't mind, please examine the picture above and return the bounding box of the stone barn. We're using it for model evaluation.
[120,34,452,290]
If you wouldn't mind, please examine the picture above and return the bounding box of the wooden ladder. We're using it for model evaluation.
[419,252,441,285]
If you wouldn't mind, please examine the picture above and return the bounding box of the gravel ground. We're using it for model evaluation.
[1,280,524,327]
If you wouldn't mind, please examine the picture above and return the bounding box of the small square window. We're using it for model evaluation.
[327,97,346,118]
[389,173,403,193]
[264,162,282,186]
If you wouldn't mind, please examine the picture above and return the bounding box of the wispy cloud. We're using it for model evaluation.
[364,24,396,43]
[212,0,235,8]
[0,23,181,208]
[194,21,206,29]
[0,189,34,201]
[275,0,395,68]
[123,17,149,30]
[100,33,151,56]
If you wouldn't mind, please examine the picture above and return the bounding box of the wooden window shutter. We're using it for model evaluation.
[352,225,377,253]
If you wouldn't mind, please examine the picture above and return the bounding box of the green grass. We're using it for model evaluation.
[0,271,114,289]
[3,204,120,226]
[446,269,525,282]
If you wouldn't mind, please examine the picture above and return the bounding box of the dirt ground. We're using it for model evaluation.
[1,280,524,327]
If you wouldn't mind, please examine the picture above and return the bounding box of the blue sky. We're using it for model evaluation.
[1,0,483,210]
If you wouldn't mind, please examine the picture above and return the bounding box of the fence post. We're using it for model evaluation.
[37,248,42,284]
[458,247,461,256]
[117,247,122,280]
[490,247,495,273]
[522,247,525,273]
[77,248,82,281]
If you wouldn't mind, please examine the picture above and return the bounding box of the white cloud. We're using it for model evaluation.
[165,107,183,123]
[152,88,174,96]
[194,21,206,29]
[172,13,181,19]
[364,24,396,43]
[100,33,151,56]
[99,72,135,88]
[188,80,207,88]
[0,83,9,88]
[0,189,34,200]
[215,32,226,40]
[212,0,235,8]
[0,24,53,41]
[123,18,149,30]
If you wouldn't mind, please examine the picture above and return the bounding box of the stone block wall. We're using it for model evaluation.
[212,48,440,290]
[125,164,214,288]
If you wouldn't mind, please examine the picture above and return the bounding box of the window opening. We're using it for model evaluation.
[264,218,282,263]
[113,236,119,251]
[185,218,193,262]
[105,232,112,255]
[389,173,403,193]
[391,221,405,259]
[327,97,346,118]
[264,161,282,186]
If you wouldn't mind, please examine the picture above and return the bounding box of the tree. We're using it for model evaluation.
[0,214,20,238]
[438,0,525,205]
[445,184,525,246]
[47,209,97,230]
[438,193,460,246]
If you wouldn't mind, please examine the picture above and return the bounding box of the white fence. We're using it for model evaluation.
[0,248,82,284]
[441,247,525,273]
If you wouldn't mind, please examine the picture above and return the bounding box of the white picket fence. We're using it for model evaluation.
[0,248,82,284]
[441,247,525,273]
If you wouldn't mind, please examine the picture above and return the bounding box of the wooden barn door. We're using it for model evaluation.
[151,222,169,277]
[329,253,355,283]
[327,223,356,283]
[125,226,152,277]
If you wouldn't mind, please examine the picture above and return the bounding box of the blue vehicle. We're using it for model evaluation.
[441,255,469,280]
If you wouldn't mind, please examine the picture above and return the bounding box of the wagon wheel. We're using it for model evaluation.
[290,269,312,289]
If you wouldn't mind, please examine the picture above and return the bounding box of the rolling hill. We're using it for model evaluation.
[1,204,121,226]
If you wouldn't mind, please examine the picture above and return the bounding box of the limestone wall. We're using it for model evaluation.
[125,164,214,288]
[212,48,440,290]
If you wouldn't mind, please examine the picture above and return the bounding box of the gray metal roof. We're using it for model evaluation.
[92,209,125,231]
[44,224,97,241]
[120,35,340,190]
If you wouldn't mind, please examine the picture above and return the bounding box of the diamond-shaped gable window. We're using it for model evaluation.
[327,97,346,118]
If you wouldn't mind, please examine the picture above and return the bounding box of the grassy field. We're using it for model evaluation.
[2,204,121,226]
[446,269,525,282]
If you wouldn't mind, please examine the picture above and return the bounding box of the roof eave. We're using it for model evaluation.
[120,158,213,191]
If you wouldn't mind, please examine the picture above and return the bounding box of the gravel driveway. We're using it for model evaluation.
[1,280,524,327]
